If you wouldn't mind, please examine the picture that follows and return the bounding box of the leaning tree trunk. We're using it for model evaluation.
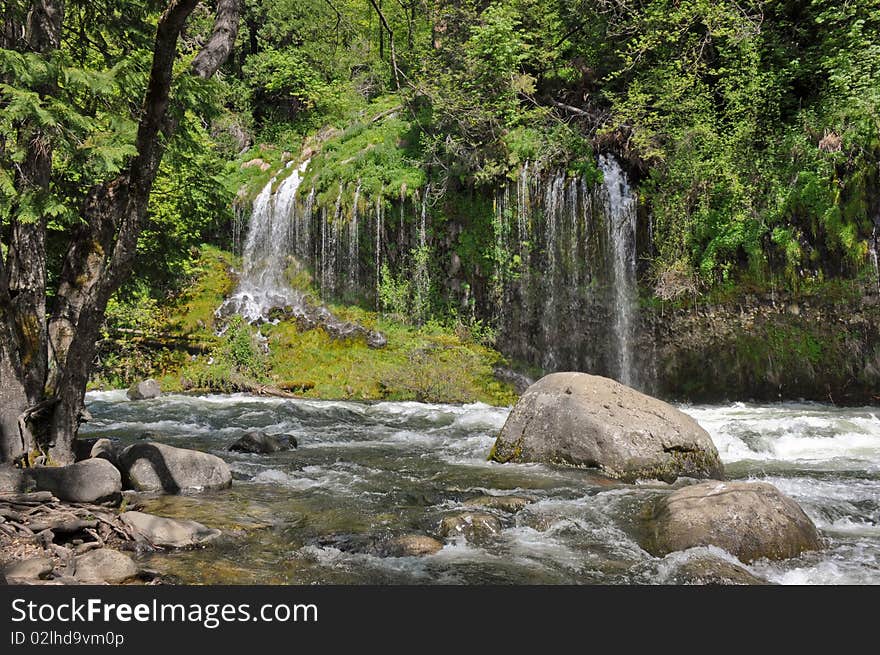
[46,0,240,464]
[0,0,240,465]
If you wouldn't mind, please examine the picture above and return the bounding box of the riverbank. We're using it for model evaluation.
[92,244,880,407]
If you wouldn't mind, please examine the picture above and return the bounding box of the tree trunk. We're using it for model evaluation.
[0,0,241,465]
[0,0,63,464]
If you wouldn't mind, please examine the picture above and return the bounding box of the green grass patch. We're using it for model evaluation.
[162,245,239,342]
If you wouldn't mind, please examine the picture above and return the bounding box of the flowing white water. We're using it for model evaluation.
[598,154,638,388]
[80,393,880,585]
[220,158,311,322]
[348,183,361,295]
[871,226,880,292]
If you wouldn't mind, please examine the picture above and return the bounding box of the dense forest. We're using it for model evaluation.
[3,0,880,590]
[5,1,879,293]
[2,0,880,462]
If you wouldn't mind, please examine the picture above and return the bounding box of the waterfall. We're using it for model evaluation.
[599,154,638,387]
[219,158,311,322]
[490,155,640,386]
[295,187,315,267]
[412,187,431,321]
[348,183,361,296]
[375,192,383,302]
[870,224,880,293]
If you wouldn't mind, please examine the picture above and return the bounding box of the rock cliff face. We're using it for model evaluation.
[643,281,880,404]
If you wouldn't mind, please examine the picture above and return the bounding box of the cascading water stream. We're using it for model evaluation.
[599,154,638,388]
[219,158,311,322]
[871,225,880,292]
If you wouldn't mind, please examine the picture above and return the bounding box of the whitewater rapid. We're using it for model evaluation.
[82,392,880,585]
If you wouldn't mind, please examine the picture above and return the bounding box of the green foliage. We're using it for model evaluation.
[377,261,411,317]
[300,97,425,206]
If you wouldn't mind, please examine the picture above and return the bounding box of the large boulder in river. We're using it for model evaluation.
[642,480,822,562]
[127,379,161,400]
[228,431,293,454]
[24,458,121,504]
[490,372,723,483]
[120,511,221,548]
[119,442,232,493]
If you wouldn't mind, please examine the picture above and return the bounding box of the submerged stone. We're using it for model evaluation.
[439,512,502,540]
[228,431,292,454]
[120,511,221,548]
[382,535,443,557]
[463,495,531,513]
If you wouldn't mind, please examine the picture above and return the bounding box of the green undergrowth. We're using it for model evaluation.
[260,305,515,404]
[94,245,515,405]
[163,245,239,341]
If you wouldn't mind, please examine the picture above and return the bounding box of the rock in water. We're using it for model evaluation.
[663,553,770,586]
[25,458,122,504]
[120,511,221,548]
[490,372,723,482]
[127,379,161,400]
[119,443,232,493]
[439,512,502,540]
[382,535,443,557]
[642,480,822,562]
[74,549,139,583]
[228,431,291,454]
[464,495,532,513]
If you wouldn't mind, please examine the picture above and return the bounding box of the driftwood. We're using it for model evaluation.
[0,491,55,504]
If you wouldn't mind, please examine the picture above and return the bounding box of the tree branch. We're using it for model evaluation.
[191,0,240,79]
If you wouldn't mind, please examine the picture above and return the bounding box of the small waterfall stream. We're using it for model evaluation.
[871,225,880,292]
[219,158,310,322]
[599,155,638,387]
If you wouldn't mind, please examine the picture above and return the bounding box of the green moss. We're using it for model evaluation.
[163,245,238,342]
[300,96,425,208]
[260,302,516,405]
[99,245,515,405]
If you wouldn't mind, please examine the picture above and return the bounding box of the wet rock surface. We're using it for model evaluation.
[228,431,294,454]
[438,512,502,541]
[127,379,161,401]
[463,495,532,513]
[119,442,232,493]
[120,511,221,549]
[491,372,724,482]
[642,480,822,562]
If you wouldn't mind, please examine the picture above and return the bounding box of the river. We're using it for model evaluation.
[80,392,880,585]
